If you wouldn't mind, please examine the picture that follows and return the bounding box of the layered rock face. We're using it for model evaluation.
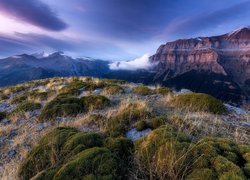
[150,27,250,104]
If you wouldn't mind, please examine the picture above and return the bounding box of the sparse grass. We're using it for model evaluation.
[170,93,226,114]
[132,86,154,95]
[10,94,28,104]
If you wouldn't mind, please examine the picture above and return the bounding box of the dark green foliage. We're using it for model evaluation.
[103,84,125,95]
[155,87,172,95]
[29,91,54,101]
[80,95,110,111]
[148,116,166,129]
[0,93,9,101]
[135,120,149,131]
[132,86,154,95]
[0,111,6,121]
[170,93,226,114]
[14,101,41,112]
[59,79,86,96]
[39,95,83,121]
[135,126,250,179]
[19,127,133,180]
[106,104,150,137]
[10,94,28,104]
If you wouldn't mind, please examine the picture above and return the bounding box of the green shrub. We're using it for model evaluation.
[243,163,250,177]
[39,95,83,122]
[19,127,132,180]
[132,86,153,95]
[0,111,6,121]
[14,101,41,112]
[148,116,166,129]
[155,87,172,95]
[10,94,28,104]
[102,84,125,95]
[135,120,149,131]
[135,126,250,179]
[59,79,86,96]
[106,103,150,137]
[80,95,110,111]
[0,94,9,101]
[170,93,226,114]
[29,91,54,101]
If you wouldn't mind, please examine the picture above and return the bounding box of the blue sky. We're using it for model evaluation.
[0,0,250,60]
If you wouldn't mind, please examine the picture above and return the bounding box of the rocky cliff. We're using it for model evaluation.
[150,27,250,104]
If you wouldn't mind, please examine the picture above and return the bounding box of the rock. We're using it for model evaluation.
[126,128,152,141]
[7,149,16,157]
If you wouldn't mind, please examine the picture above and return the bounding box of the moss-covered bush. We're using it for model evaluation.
[155,87,172,95]
[14,101,41,112]
[0,111,6,121]
[106,103,150,137]
[102,84,125,95]
[135,126,250,179]
[80,95,110,111]
[170,93,226,114]
[135,120,149,131]
[10,94,28,104]
[29,91,54,101]
[59,79,86,96]
[39,95,83,121]
[148,116,166,129]
[18,127,133,180]
[132,86,153,96]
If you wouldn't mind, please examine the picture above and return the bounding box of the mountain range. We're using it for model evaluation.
[0,27,250,105]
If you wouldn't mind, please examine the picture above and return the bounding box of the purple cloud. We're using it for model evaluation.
[0,0,67,31]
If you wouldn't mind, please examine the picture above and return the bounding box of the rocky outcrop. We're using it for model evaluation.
[150,27,250,104]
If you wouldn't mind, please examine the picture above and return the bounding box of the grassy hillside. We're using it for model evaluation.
[0,77,249,179]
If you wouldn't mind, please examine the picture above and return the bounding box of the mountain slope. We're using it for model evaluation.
[149,27,250,104]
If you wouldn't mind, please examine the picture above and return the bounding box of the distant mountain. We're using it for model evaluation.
[0,28,250,105]
[149,27,250,104]
[0,52,110,87]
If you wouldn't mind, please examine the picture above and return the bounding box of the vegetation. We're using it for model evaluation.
[170,93,226,114]
[14,101,41,112]
[18,127,134,180]
[132,86,154,95]
[155,87,172,95]
[39,94,110,122]
[39,95,83,121]
[106,103,150,137]
[0,112,6,121]
[102,84,125,95]
[80,95,110,111]
[29,91,54,101]
[10,94,28,104]
[135,126,250,179]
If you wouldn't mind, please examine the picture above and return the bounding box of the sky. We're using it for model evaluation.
[0,0,250,60]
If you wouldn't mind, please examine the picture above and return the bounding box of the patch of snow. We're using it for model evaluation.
[224,104,246,115]
[93,88,102,94]
[240,122,250,127]
[126,128,152,141]
[177,89,192,95]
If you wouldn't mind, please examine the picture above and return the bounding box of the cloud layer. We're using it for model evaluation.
[0,0,67,31]
[109,54,153,70]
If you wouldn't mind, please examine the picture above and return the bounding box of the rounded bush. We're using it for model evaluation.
[39,95,83,121]
[14,101,41,112]
[80,95,110,111]
[155,87,172,95]
[132,86,153,95]
[148,116,166,129]
[102,84,125,95]
[135,120,149,131]
[19,127,133,180]
[170,93,226,114]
